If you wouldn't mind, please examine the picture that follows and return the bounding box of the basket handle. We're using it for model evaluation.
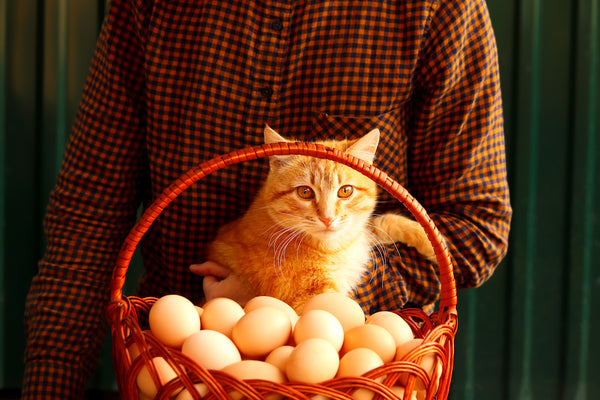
[109,142,457,314]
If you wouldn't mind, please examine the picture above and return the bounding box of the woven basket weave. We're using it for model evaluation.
[106,142,458,400]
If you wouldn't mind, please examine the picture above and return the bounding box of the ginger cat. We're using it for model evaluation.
[207,125,436,311]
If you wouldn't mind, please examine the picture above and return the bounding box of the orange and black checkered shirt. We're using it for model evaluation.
[23,0,511,398]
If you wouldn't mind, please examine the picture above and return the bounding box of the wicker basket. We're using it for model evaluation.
[106,142,458,400]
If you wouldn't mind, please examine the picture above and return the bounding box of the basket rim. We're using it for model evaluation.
[108,142,457,317]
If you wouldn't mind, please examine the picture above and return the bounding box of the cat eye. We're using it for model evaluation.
[337,185,354,198]
[297,186,315,199]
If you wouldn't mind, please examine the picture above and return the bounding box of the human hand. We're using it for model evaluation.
[189,261,256,306]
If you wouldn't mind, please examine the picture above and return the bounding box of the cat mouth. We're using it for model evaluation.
[314,226,341,236]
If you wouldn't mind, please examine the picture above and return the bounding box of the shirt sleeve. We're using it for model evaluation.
[354,0,512,312]
[22,0,150,398]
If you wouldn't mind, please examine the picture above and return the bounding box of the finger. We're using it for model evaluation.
[203,273,256,305]
[202,274,237,303]
[189,261,230,278]
[202,274,219,293]
[202,275,224,303]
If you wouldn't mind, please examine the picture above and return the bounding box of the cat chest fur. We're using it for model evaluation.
[207,210,372,311]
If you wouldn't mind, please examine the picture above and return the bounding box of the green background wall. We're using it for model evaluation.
[1,0,599,399]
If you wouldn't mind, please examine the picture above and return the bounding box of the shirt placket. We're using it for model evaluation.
[246,1,293,134]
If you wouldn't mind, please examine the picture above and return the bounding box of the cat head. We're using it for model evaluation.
[260,125,380,244]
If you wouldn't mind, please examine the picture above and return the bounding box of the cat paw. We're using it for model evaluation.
[371,213,437,263]
[410,228,437,262]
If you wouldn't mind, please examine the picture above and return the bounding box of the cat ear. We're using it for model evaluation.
[346,128,380,164]
[264,124,288,144]
[264,124,292,168]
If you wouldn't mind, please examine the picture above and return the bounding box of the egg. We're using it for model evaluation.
[222,360,286,400]
[394,338,441,393]
[286,338,339,383]
[174,383,209,400]
[293,309,344,351]
[128,342,141,363]
[301,293,365,332]
[232,307,292,358]
[138,392,154,400]
[394,338,425,362]
[128,330,156,364]
[265,345,295,371]
[337,347,385,400]
[201,297,245,338]
[336,347,384,400]
[337,347,384,377]
[136,356,178,399]
[366,311,414,347]
[390,385,419,400]
[245,296,299,327]
[181,330,241,370]
[149,294,201,348]
[342,324,396,363]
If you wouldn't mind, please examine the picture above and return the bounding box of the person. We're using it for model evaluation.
[22,0,512,398]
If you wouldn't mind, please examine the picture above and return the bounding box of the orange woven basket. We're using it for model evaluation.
[107,142,458,400]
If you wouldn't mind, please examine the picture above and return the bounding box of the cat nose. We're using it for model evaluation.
[319,216,334,227]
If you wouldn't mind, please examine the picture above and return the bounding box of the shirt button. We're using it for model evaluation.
[270,19,284,32]
[261,86,274,98]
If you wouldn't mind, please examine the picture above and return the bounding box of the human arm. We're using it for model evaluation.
[354,0,512,312]
[22,0,149,398]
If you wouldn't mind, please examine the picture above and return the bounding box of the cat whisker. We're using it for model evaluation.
[285,229,307,261]
[367,218,402,252]
[365,221,404,288]
[266,225,288,248]
[267,224,310,285]
[275,210,304,219]
[294,231,309,260]
[262,224,282,242]
[365,233,388,286]
[366,232,387,262]
[267,227,293,283]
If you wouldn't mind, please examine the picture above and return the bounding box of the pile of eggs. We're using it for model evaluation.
[131,292,439,399]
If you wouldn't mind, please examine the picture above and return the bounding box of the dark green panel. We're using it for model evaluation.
[458,0,599,400]
[450,0,516,399]
[0,0,8,387]
[1,0,42,388]
[507,0,580,398]
[0,0,109,392]
[40,0,118,393]
[505,0,543,398]
[452,266,511,400]
[40,0,68,192]
[41,0,104,214]
[486,0,517,150]
[529,0,573,397]
[564,1,600,400]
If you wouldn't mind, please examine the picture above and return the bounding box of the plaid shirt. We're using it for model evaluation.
[23,0,511,398]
